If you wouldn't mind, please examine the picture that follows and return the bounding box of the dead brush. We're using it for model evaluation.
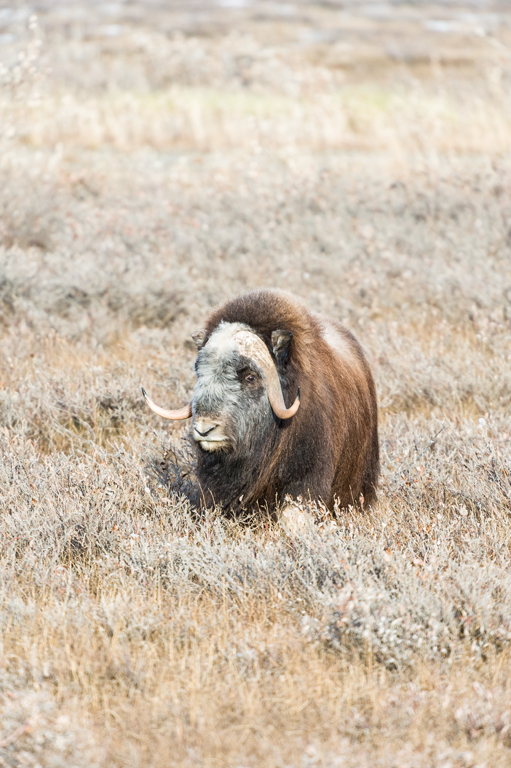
[0,5,511,765]
[0,377,142,454]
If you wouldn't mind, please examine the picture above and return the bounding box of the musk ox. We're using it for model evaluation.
[143,289,379,515]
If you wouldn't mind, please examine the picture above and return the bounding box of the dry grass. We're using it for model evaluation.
[1,3,511,766]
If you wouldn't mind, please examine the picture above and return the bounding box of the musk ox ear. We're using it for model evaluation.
[271,329,293,366]
[191,329,207,349]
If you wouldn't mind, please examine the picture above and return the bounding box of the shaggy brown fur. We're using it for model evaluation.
[196,289,379,514]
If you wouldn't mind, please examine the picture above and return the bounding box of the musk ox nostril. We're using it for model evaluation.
[193,420,218,438]
[195,425,215,437]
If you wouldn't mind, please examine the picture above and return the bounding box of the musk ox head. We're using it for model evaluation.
[142,321,300,456]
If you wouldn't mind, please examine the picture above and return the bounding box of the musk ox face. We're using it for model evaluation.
[142,320,300,448]
[191,322,274,454]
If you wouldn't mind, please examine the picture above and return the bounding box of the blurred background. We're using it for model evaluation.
[1,0,511,152]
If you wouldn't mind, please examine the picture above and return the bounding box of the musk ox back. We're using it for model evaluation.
[143,289,379,515]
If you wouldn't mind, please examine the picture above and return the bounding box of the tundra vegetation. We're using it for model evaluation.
[1,2,511,766]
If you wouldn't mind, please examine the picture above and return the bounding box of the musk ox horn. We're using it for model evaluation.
[141,388,192,420]
[233,330,300,420]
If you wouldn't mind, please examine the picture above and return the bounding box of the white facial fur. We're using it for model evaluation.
[191,322,273,453]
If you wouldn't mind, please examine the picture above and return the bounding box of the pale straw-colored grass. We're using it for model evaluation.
[1,7,511,766]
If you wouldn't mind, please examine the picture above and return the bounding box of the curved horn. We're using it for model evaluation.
[142,388,192,420]
[233,331,300,419]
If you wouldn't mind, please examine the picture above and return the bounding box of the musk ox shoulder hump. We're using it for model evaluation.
[316,315,363,369]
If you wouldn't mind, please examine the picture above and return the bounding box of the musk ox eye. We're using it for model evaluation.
[245,373,257,383]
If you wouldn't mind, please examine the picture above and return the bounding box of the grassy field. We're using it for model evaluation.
[1,3,511,766]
